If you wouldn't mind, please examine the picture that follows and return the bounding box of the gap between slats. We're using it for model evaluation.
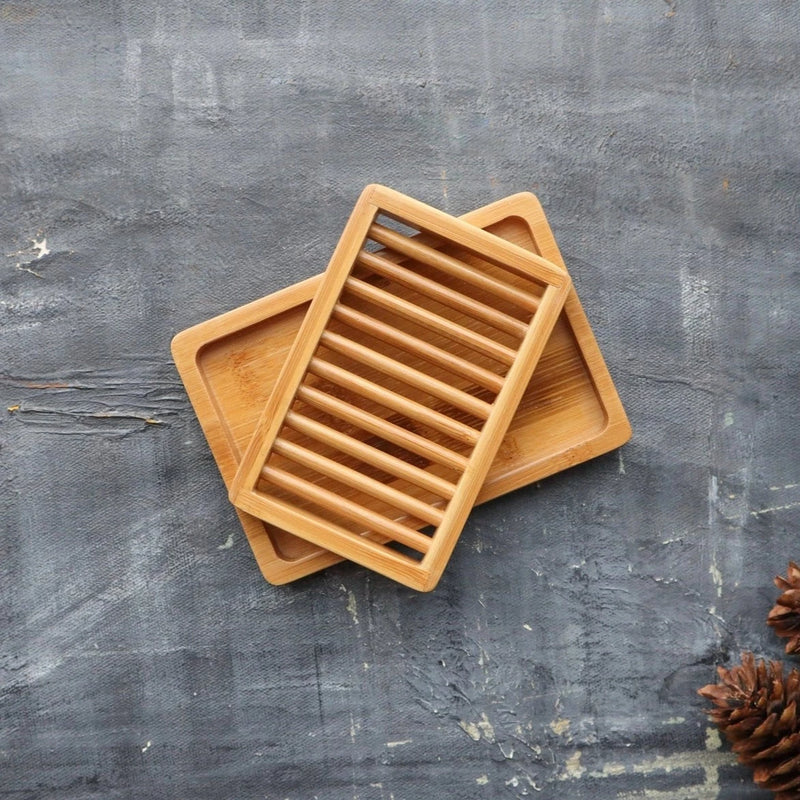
[368,221,541,314]
[318,330,493,420]
[284,410,457,500]
[296,385,470,473]
[307,358,481,447]
[344,277,517,366]
[260,465,432,554]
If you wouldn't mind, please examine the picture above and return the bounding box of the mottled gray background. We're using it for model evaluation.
[2,2,799,798]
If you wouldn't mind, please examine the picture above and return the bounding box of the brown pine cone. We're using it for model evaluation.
[698,652,800,799]
[768,562,800,655]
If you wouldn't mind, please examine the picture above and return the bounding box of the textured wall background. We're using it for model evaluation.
[2,2,799,798]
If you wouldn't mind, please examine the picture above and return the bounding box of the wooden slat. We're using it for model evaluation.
[271,437,445,527]
[332,304,505,393]
[344,277,517,366]
[319,330,493,420]
[261,465,432,553]
[357,249,529,337]
[369,222,541,313]
[284,411,457,499]
[296,385,470,472]
[307,358,481,447]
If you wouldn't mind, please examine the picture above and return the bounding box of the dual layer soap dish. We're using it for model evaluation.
[172,186,630,591]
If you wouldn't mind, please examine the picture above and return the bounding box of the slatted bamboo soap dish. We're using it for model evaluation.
[228,185,575,591]
[171,190,631,588]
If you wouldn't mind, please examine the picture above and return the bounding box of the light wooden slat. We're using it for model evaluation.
[271,437,445,527]
[261,465,432,553]
[369,222,541,313]
[284,411,457,499]
[319,330,493,420]
[307,358,481,447]
[332,304,505,393]
[296,385,470,472]
[344,277,517,366]
[357,249,528,337]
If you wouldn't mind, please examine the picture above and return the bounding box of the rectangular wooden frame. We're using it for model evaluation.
[228,185,572,591]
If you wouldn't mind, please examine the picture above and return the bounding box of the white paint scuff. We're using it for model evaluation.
[349,713,358,744]
[707,474,724,598]
[707,475,718,528]
[549,717,570,736]
[31,237,49,258]
[709,560,723,598]
[345,591,358,625]
[459,720,481,742]
[561,750,585,780]
[7,235,51,277]
[386,739,412,748]
[217,533,234,550]
[722,411,734,428]
[557,726,733,799]
[751,500,800,517]
[458,713,495,743]
[679,266,713,358]
[754,480,800,516]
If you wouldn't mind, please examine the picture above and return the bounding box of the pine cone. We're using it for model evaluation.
[768,562,800,655]
[698,652,800,799]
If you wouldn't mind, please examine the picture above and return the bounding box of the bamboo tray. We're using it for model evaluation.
[171,192,631,586]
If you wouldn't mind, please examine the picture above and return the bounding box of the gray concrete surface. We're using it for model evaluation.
[2,2,799,798]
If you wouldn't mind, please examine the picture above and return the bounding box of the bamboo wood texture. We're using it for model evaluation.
[228,185,572,591]
[170,193,631,586]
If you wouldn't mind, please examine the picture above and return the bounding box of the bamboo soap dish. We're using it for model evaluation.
[228,185,572,591]
[171,193,631,586]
